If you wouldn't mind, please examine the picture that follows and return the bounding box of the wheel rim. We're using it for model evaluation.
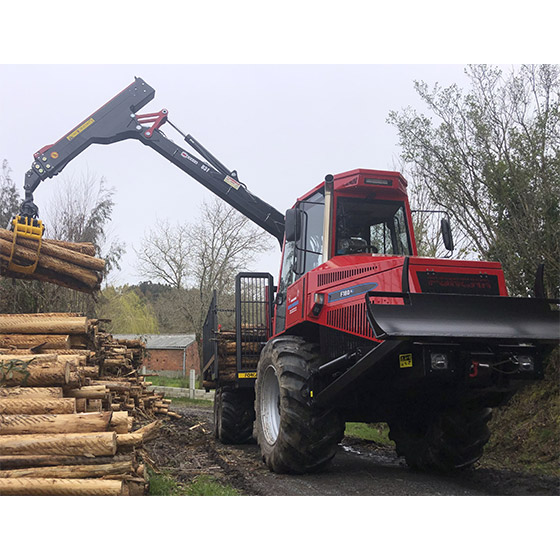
[260,364,281,445]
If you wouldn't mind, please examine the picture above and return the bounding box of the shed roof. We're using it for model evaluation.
[113,334,196,350]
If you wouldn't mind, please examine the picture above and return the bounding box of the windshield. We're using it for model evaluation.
[335,197,412,256]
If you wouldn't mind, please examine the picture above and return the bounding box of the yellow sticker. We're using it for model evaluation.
[67,117,95,141]
[224,175,241,190]
[238,371,257,379]
[399,353,413,368]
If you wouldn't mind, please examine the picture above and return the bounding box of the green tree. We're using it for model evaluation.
[97,286,159,334]
[388,64,560,297]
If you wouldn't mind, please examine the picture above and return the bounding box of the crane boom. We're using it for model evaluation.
[19,77,285,245]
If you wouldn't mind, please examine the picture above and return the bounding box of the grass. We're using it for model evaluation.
[344,422,394,446]
[169,396,213,408]
[148,470,185,496]
[147,468,239,496]
[146,375,202,389]
[480,377,560,477]
[185,475,240,496]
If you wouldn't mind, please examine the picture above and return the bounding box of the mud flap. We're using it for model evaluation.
[366,291,560,344]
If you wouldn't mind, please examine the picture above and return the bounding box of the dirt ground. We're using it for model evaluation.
[144,403,560,496]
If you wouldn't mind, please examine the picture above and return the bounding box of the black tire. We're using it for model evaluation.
[389,407,493,472]
[213,387,255,444]
[255,336,345,474]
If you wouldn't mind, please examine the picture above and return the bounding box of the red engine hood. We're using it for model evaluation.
[310,255,507,296]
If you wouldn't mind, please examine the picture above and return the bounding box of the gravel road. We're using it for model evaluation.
[144,404,559,496]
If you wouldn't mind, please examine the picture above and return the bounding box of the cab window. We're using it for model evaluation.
[336,197,412,256]
[299,191,325,274]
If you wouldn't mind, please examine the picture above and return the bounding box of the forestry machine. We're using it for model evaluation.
[13,77,559,474]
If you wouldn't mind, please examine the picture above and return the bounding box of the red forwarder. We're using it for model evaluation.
[246,168,557,474]
[12,78,558,475]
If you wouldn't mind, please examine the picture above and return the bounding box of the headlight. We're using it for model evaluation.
[431,353,449,370]
[516,355,534,372]
[310,293,325,317]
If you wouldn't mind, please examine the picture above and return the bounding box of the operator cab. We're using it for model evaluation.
[275,169,415,333]
[282,169,415,278]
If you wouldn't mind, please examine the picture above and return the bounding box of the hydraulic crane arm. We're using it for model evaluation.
[19,77,285,245]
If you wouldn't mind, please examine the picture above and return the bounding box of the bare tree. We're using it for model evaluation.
[136,197,273,335]
[136,220,192,289]
[44,171,124,274]
[191,198,272,297]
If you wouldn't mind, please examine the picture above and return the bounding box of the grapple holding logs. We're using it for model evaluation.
[0,218,105,293]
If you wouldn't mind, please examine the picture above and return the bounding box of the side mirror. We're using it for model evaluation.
[441,218,454,252]
[285,208,302,242]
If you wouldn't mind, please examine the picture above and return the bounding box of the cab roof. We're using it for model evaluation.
[296,169,408,204]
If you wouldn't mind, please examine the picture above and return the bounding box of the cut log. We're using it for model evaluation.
[0,236,101,289]
[0,412,114,435]
[0,478,123,496]
[0,266,97,292]
[0,314,88,334]
[116,432,143,447]
[64,386,108,399]
[91,380,131,391]
[0,431,117,456]
[0,359,71,387]
[109,411,130,434]
[0,229,105,271]
[0,452,135,469]
[135,420,161,443]
[0,387,63,399]
[122,479,146,496]
[65,370,83,389]
[0,460,134,479]
[0,353,61,362]
[0,334,71,350]
[75,398,87,413]
[68,334,90,349]
[0,398,76,415]
[45,239,96,256]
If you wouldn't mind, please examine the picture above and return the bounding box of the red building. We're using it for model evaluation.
[115,334,200,378]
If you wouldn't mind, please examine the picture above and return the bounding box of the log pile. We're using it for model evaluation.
[0,369,161,495]
[0,312,174,495]
[0,313,171,417]
[0,229,105,293]
[204,327,265,388]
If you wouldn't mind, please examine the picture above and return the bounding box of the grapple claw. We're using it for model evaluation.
[6,216,45,275]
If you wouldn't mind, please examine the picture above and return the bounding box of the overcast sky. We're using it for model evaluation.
[0,64,479,285]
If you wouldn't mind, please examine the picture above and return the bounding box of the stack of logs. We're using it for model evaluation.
[0,313,171,417]
[204,327,264,388]
[0,312,171,495]
[0,230,105,293]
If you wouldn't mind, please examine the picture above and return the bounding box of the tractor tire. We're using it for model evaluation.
[255,336,345,474]
[389,406,493,472]
[213,387,255,444]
